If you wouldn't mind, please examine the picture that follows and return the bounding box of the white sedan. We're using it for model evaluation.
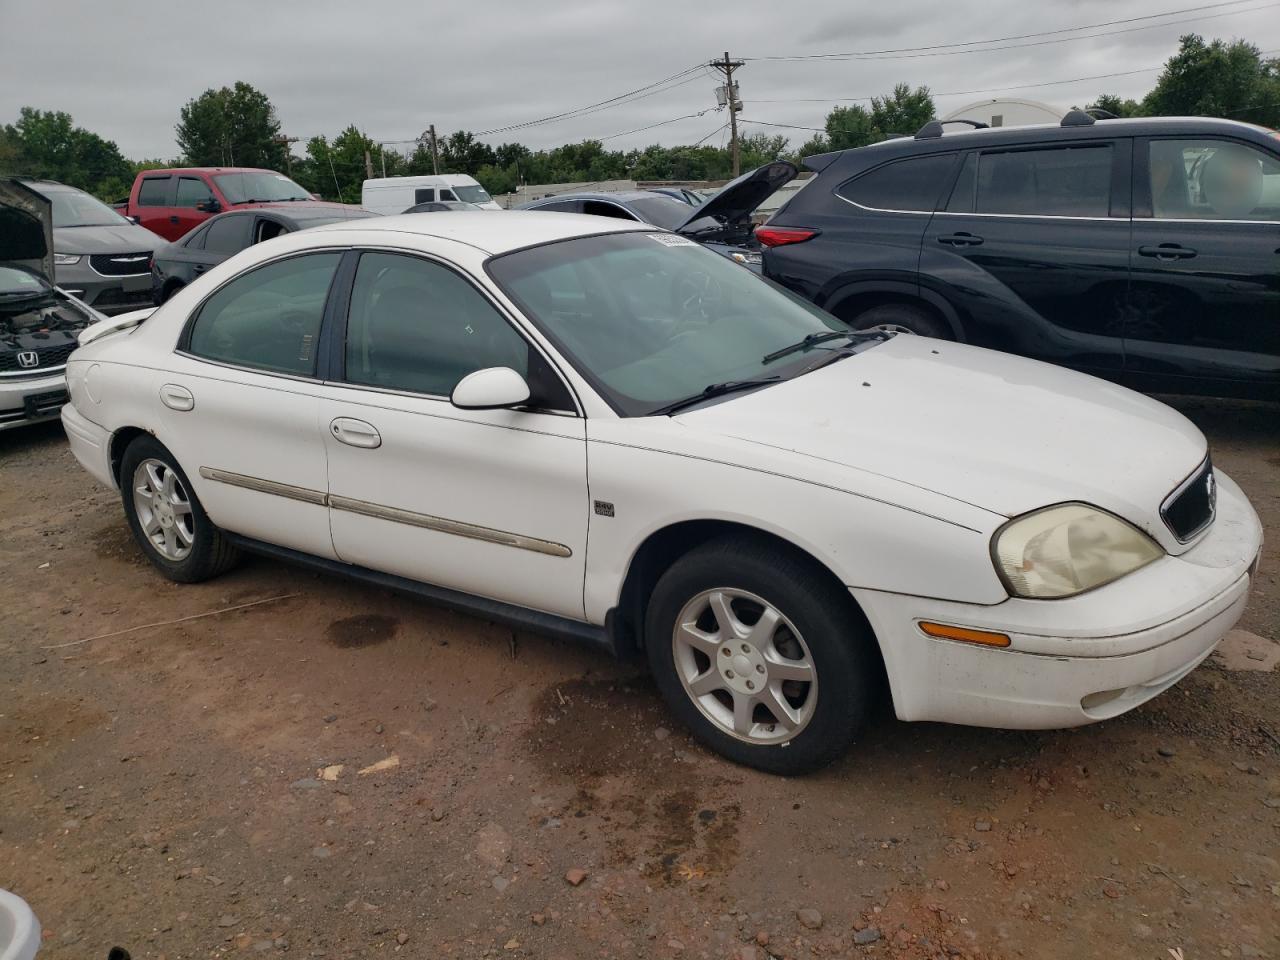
[62,212,1263,774]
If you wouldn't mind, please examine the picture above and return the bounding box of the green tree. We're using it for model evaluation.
[439,131,496,174]
[818,84,935,151]
[293,125,403,202]
[0,108,134,198]
[176,82,286,168]
[1088,94,1143,118]
[1141,34,1280,126]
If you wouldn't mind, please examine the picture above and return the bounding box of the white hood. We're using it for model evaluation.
[678,335,1207,547]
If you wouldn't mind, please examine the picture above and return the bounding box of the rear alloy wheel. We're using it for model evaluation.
[851,302,950,339]
[646,536,877,774]
[120,436,239,583]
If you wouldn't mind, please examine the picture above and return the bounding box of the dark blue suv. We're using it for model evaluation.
[761,113,1280,400]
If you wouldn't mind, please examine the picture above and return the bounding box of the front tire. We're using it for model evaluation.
[119,436,239,583]
[645,536,878,774]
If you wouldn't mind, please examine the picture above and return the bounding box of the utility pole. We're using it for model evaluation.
[428,124,440,175]
[364,149,374,181]
[711,51,744,176]
[274,135,301,175]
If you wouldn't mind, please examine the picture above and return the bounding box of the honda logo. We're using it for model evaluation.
[17,351,39,369]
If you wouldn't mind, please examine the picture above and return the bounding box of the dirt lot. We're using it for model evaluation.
[2,396,1278,960]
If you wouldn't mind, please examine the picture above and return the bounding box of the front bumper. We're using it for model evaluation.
[56,261,154,315]
[854,470,1263,729]
[0,370,69,431]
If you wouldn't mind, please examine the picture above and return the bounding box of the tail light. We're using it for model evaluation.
[755,226,819,248]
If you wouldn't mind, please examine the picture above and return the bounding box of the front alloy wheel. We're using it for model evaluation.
[132,458,196,561]
[646,536,877,774]
[672,588,817,745]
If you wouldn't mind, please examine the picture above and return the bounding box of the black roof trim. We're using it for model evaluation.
[1060,109,1096,127]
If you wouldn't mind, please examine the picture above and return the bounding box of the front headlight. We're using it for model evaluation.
[992,503,1163,599]
[54,253,82,265]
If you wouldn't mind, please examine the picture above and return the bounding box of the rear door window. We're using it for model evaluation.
[837,154,957,211]
[948,144,1114,217]
[138,176,173,207]
[187,253,340,375]
[414,188,435,203]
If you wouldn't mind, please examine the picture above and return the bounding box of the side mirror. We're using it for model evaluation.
[127,215,140,225]
[450,367,530,410]
[196,199,221,213]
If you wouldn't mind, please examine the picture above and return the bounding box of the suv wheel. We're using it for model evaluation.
[120,436,239,583]
[645,536,877,775]
[851,303,951,339]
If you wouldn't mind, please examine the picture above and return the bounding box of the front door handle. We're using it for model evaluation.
[937,232,984,247]
[169,215,180,224]
[1138,243,1197,261]
[330,417,381,449]
[192,264,205,274]
[159,383,194,411]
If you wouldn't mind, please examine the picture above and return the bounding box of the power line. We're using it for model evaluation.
[744,0,1271,60]
[599,109,717,142]
[472,63,706,137]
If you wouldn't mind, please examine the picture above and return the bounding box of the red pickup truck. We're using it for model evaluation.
[116,167,320,241]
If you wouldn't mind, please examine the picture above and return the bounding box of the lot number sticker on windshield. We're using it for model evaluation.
[648,233,697,247]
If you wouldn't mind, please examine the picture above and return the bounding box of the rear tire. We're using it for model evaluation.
[850,302,951,339]
[645,536,878,775]
[119,435,239,583]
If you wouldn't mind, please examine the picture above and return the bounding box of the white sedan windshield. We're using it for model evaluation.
[489,232,854,415]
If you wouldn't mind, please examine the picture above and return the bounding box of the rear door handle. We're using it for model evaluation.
[1138,243,1197,260]
[937,232,983,247]
[192,264,206,274]
[159,383,194,411]
[168,215,180,224]
[330,417,381,449]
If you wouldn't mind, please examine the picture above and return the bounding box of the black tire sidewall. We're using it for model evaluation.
[119,435,224,583]
[645,540,875,775]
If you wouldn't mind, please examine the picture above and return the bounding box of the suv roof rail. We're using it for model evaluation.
[1060,109,1096,127]
[1085,107,1119,120]
[915,118,990,140]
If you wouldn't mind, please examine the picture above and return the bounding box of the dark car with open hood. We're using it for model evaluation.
[517,161,797,270]
[0,178,103,431]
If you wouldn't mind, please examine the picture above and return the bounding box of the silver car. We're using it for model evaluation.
[29,180,164,315]
[1,178,105,431]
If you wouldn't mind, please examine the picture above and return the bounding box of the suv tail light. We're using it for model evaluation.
[755,226,819,248]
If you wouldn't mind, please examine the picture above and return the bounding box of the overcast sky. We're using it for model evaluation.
[2,0,1277,161]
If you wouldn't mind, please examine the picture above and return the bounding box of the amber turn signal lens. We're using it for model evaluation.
[918,621,1012,648]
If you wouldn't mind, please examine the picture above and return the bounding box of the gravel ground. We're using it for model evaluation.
[1,395,1277,960]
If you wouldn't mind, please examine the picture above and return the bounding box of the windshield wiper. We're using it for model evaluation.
[763,330,878,364]
[648,376,783,417]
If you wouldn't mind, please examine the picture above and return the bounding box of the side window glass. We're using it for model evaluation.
[204,215,252,254]
[183,223,210,250]
[187,253,339,375]
[414,188,435,203]
[138,177,171,207]
[583,200,639,220]
[344,252,530,397]
[837,154,956,211]
[176,176,214,208]
[973,145,1113,217]
[533,200,580,213]
[1148,139,1280,221]
[439,189,458,201]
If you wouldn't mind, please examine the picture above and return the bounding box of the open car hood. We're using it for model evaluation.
[0,179,54,282]
[674,161,797,236]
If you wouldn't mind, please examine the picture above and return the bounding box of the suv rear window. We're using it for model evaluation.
[947,145,1114,217]
[836,154,956,212]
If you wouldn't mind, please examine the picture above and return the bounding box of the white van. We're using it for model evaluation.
[361,175,501,214]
